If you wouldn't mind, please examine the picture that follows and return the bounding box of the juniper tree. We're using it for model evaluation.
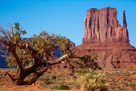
[0,23,101,85]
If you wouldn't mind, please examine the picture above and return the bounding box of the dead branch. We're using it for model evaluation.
[6,72,16,82]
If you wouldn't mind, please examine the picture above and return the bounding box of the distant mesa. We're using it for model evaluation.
[77,7,136,69]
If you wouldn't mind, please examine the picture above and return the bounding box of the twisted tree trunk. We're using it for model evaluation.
[6,54,69,85]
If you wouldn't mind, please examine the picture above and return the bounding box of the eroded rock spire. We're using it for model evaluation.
[123,10,127,27]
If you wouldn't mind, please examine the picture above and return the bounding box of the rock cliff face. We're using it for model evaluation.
[83,7,129,45]
[77,7,136,69]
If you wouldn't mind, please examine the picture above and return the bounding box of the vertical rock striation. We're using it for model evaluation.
[76,7,136,69]
[83,7,129,45]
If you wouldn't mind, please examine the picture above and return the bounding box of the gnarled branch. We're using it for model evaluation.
[47,54,69,65]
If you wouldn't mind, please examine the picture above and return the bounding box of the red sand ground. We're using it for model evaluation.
[0,84,80,91]
[0,69,80,91]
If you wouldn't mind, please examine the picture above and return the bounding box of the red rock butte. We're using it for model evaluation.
[77,7,136,69]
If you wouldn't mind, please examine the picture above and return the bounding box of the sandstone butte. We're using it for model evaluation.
[76,7,136,69]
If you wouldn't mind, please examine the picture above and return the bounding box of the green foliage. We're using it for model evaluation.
[0,22,104,86]
[44,78,50,84]
[6,46,32,67]
[44,78,52,84]
[68,52,105,91]
[3,23,30,67]
[14,22,20,30]
[6,53,17,67]
[105,69,132,77]
[56,36,72,54]
[13,23,27,40]
[57,84,70,90]
[27,74,32,78]
[52,75,57,80]
[74,52,101,70]
[73,69,108,91]
[5,23,72,68]
[31,31,72,60]
[31,33,55,56]
[0,83,4,87]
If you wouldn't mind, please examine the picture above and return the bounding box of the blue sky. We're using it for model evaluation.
[0,0,136,47]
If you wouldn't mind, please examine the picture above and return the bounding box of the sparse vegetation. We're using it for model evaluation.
[72,69,108,91]
[1,23,136,91]
[105,69,132,77]
[42,77,53,85]
[57,84,70,90]
[65,51,108,91]
[52,75,57,80]
[0,23,97,85]
[1,68,136,90]
[0,83,4,86]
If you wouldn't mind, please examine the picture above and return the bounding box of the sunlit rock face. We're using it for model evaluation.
[83,7,129,45]
[77,7,136,69]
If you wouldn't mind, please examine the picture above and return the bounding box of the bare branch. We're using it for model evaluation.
[47,54,69,65]
[0,30,10,43]
[0,39,9,46]
[6,72,16,82]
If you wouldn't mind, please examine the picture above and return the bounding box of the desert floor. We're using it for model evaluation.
[1,68,136,91]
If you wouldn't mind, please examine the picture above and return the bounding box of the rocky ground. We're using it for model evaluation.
[0,69,80,91]
[0,84,80,91]
[1,68,136,91]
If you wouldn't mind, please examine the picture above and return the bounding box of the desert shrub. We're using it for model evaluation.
[73,69,108,91]
[74,53,101,70]
[105,69,131,77]
[44,78,49,84]
[0,83,4,86]
[48,71,51,74]
[27,74,32,78]
[52,75,57,80]
[44,78,52,84]
[57,84,70,90]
